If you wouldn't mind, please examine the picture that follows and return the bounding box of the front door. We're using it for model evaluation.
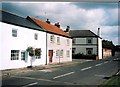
[49,50,53,63]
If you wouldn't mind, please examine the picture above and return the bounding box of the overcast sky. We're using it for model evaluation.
[1,2,119,45]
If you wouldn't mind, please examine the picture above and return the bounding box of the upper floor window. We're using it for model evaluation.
[11,50,19,60]
[50,35,55,43]
[12,29,17,37]
[72,38,76,44]
[67,39,69,45]
[57,37,60,44]
[34,33,38,40]
[87,38,92,44]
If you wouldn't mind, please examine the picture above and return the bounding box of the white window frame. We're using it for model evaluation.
[50,35,55,43]
[60,50,63,57]
[21,51,26,60]
[57,37,60,44]
[87,38,93,44]
[67,39,69,45]
[86,48,93,55]
[34,33,38,40]
[66,50,70,57]
[56,50,59,57]
[12,29,17,37]
[11,50,19,60]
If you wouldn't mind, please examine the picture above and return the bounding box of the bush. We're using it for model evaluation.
[73,53,96,60]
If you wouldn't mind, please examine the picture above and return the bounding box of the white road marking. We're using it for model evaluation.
[40,69,52,72]
[95,74,106,77]
[95,63,103,66]
[53,72,75,79]
[116,71,120,75]
[11,76,74,85]
[104,61,108,64]
[81,66,92,71]
[22,82,38,87]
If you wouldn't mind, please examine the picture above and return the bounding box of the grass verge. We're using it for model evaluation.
[99,75,120,87]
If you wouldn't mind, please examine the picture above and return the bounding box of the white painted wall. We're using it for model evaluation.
[47,33,72,64]
[73,45,97,55]
[73,37,97,55]
[0,22,46,70]
[75,38,97,44]
[98,38,102,59]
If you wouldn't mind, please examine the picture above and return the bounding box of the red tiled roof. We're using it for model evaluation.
[29,17,69,37]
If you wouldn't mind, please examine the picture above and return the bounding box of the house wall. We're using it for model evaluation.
[75,38,97,44]
[73,37,97,55]
[47,33,72,64]
[73,45,97,55]
[98,38,102,59]
[0,22,46,70]
[103,48,112,59]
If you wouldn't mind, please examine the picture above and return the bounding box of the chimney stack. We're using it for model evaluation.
[46,19,51,24]
[65,26,70,33]
[54,22,60,28]
[98,28,100,36]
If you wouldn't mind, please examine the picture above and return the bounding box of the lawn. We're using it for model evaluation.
[99,75,120,87]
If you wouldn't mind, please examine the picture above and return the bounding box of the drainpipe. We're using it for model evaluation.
[46,32,47,65]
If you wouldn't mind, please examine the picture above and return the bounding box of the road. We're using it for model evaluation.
[1,52,120,87]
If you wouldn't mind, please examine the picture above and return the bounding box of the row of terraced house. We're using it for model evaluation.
[0,10,106,70]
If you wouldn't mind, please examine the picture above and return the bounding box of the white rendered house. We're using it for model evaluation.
[69,30,102,60]
[0,10,47,70]
[27,17,72,64]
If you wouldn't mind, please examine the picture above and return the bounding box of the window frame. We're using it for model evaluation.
[21,51,26,60]
[57,37,60,44]
[67,39,69,45]
[50,35,55,43]
[87,38,93,44]
[11,50,19,60]
[86,48,93,55]
[34,33,38,40]
[66,50,70,57]
[12,29,17,37]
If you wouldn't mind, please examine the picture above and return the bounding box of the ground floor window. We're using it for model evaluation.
[86,48,93,55]
[66,50,70,57]
[11,50,19,60]
[56,50,63,58]
[21,51,25,60]
[60,50,63,57]
[56,50,59,57]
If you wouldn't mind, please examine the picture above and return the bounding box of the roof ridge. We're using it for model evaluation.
[1,10,25,19]
[29,17,69,37]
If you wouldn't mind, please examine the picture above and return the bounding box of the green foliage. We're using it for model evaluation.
[26,47,42,57]
[26,47,34,57]
[102,40,114,49]
[73,53,96,59]
[35,48,41,56]
[102,40,115,56]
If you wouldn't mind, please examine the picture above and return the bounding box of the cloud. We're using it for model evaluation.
[1,2,118,45]
[71,2,118,10]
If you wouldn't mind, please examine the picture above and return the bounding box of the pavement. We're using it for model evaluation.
[0,59,93,77]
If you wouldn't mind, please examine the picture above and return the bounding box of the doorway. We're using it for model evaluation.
[49,50,53,63]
